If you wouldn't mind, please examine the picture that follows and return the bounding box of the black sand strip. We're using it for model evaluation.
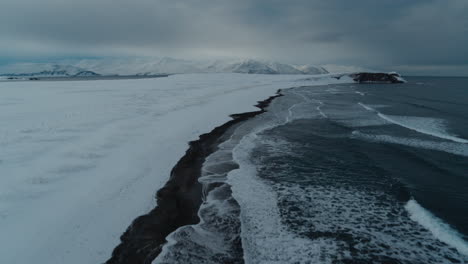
[106,92,282,264]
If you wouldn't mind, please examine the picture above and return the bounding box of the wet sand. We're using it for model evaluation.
[106,92,282,264]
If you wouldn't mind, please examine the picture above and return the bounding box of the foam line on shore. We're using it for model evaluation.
[107,93,282,264]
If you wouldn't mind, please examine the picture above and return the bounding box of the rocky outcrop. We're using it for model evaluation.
[73,70,100,77]
[350,72,405,83]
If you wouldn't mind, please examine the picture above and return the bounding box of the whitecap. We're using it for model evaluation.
[358,102,468,143]
[351,131,468,157]
[405,199,468,256]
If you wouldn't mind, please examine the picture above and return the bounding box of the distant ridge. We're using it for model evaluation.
[0,58,330,77]
[0,64,100,78]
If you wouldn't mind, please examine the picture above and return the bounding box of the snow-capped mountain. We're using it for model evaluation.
[222,59,278,74]
[74,58,329,75]
[268,62,305,75]
[204,59,329,75]
[0,63,100,77]
[74,57,200,76]
[295,64,329,75]
[0,58,330,77]
[74,58,330,75]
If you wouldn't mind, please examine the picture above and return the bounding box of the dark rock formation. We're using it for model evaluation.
[350,72,405,83]
[106,93,281,264]
[74,70,100,77]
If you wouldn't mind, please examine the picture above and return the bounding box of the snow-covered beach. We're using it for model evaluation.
[2,0,466,262]
[0,73,351,264]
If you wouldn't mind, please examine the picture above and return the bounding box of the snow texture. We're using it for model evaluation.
[0,73,350,264]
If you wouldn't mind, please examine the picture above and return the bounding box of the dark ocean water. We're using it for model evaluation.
[155,77,468,264]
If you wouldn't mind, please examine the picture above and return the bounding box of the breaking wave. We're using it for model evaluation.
[155,83,468,263]
[358,102,468,143]
[351,131,468,157]
[405,199,468,256]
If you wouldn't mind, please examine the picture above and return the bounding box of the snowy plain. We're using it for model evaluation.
[0,73,352,264]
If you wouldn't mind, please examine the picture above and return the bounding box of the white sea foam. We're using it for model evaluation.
[154,184,243,264]
[0,73,355,264]
[351,131,468,157]
[378,114,468,143]
[290,89,328,118]
[155,123,246,263]
[229,133,333,264]
[158,83,468,263]
[227,88,468,263]
[358,102,374,111]
[225,92,347,263]
[154,78,353,264]
[358,102,468,143]
[315,100,328,118]
[405,199,468,256]
[156,88,324,263]
[230,123,467,263]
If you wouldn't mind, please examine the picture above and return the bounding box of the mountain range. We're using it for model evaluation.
[0,58,332,77]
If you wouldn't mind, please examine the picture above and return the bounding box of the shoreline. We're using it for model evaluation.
[106,91,282,264]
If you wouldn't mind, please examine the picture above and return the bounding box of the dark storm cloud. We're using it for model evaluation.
[1,0,467,74]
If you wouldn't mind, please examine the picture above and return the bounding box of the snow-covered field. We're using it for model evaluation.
[0,73,351,264]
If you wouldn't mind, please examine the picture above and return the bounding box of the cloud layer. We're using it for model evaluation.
[1,0,467,74]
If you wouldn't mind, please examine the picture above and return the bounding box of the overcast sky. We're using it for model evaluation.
[1,0,467,75]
